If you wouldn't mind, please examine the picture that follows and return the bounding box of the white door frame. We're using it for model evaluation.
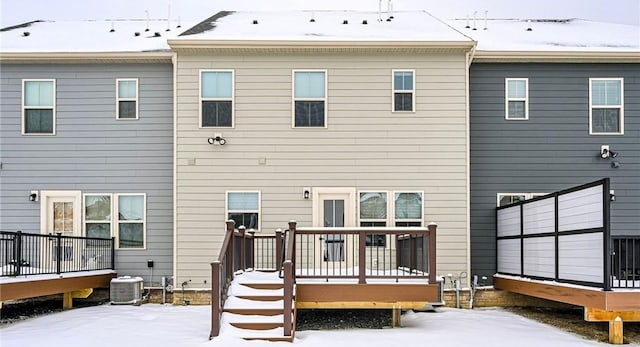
[312,187,356,268]
[40,191,82,236]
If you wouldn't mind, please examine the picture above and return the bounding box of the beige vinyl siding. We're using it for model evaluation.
[175,52,468,287]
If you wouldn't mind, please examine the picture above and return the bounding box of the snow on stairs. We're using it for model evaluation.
[220,271,295,342]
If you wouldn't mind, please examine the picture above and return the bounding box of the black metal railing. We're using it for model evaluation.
[0,230,115,277]
[612,236,640,289]
[289,222,437,284]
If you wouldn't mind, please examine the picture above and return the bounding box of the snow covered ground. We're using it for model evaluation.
[0,304,614,347]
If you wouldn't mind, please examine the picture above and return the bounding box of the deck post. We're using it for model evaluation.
[358,230,366,284]
[238,226,246,271]
[392,307,402,327]
[427,223,438,284]
[55,233,62,274]
[283,260,293,336]
[14,231,22,276]
[276,229,283,271]
[609,316,623,344]
[226,221,235,275]
[110,236,116,269]
[288,221,297,271]
[210,261,221,339]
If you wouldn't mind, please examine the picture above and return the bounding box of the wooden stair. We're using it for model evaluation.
[220,271,295,342]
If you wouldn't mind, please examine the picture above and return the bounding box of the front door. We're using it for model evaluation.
[313,188,355,269]
[40,191,82,271]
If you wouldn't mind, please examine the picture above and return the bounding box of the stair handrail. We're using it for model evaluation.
[283,221,297,337]
[210,220,237,339]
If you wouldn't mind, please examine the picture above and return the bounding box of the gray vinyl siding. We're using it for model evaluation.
[0,63,173,282]
[175,53,470,287]
[470,63,640,279]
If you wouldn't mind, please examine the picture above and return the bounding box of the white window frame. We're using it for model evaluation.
[292,69,328,129]
[83,193,113,238]
[225,191,261,231]
[116,78,139,120]
[392,190,424,226]
[199,69,235,128]
[496,192,548,207]
[115,193,146,250]
[392,69,416,113]
[357,190,390,227]
[589,77,624,135]
[505,78,529,120]
[22,79,56,135]
[358,190,391,248]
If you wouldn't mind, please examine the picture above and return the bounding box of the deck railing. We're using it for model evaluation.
[287,221,437,284]
[612,236,640,289]
[0,230,114,277]
[210,220,438,339]
[210,221,283,339]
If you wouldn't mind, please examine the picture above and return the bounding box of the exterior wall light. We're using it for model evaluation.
[303,188,311,199]
[207,135,226,145]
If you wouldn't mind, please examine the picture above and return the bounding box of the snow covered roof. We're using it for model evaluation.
[0,18,189,54]
[175,10,473,43]
[449,18,640,52]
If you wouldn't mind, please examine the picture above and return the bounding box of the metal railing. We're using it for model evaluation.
[287,222,437,284]
[0,230,114,277]
[612,236,640,289]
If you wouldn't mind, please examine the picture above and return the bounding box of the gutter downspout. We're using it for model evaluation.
[464,43,476,289]
[171,51,178,305]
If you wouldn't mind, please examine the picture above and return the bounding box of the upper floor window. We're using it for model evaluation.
[22,79,55,135]
[201,70,233,127]
[227,191,260,230]
[293,70,326,127]
[590,78,624,135]
[116,79,139,120]
[393,70,414,112]
[505,78,528,120]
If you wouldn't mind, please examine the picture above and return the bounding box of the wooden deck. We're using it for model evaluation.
[296,283,439,309]
[0,271,116,308]
[494,275,640,344]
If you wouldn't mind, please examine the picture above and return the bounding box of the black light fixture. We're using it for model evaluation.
[600,145,619,159]
[29,191,38,202]
[207,135,226,145]
[303,188,310,199]
[610,190,616,201]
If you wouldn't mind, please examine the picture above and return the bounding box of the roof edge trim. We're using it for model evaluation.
[0,51,174,62]
[168,39,476,50]
[473,50,640,63]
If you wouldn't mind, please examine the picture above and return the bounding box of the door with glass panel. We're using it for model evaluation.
[314,190,355,271]
[40,191,82,271]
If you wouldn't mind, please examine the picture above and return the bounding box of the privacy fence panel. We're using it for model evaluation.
[496,179,610,289]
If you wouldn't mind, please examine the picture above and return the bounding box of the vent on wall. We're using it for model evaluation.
[110,276,144,304]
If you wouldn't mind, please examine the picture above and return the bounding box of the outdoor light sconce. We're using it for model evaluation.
[207,135,226,146]
[600,145,618,159]
[610,190,616,201]
[303,187,311,199]
[29,191,38,202]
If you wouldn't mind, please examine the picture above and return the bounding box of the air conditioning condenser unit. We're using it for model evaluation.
[110,276,144,304]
